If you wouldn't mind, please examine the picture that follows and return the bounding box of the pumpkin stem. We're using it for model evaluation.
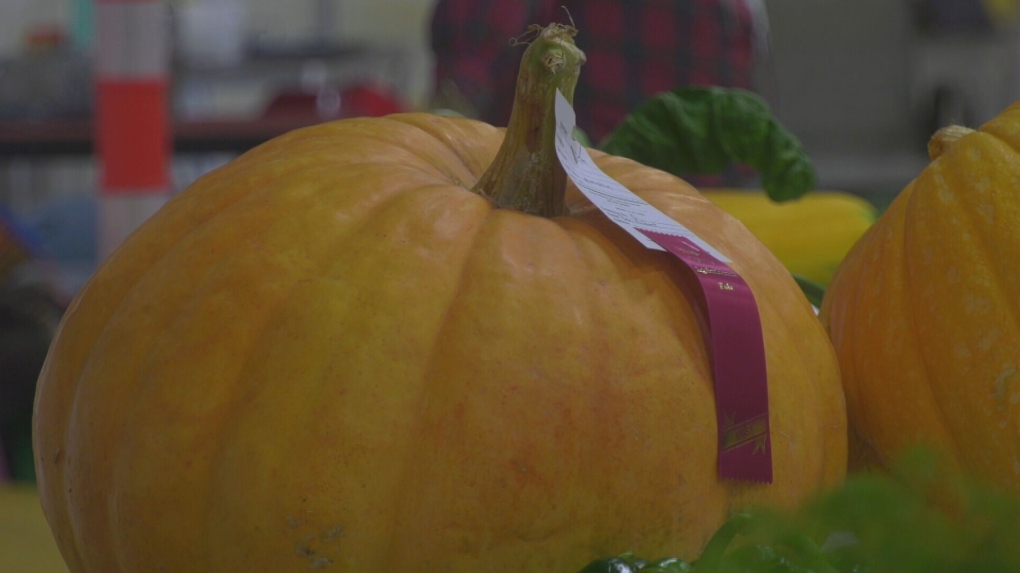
[471,23,586,217]
[928,125,975,160]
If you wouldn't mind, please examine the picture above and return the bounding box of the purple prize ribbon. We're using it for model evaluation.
[639,230,772,483]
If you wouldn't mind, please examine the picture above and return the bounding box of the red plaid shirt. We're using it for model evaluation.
[430,0,758,144]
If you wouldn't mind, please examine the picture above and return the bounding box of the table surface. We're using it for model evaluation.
[0,484,68,572]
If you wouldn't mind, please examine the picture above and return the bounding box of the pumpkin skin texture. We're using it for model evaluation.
[820,108,1020,491]
[33,113,846,572]
[34,28,845,572]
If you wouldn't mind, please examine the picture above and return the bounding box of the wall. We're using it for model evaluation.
[761,0,1019,193]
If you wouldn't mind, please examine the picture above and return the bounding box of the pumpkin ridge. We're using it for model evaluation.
[227,177,492,568]
[270,183,499,570]
[47,170,326,569]
[347,115,490,186]
[826,180,954,472]
[362,188,503,566]
[950,138,1020,339]
[386,113,504,186]
[748,259,850,487]
[77,152,452,570]
[258,118,479,188]
[392,215,713,566]
[373,212,567,566]
[108,188,382,568]
[898,168,966,465]
[912,137,1020,476]
[762,289,845,485]
[837,216,883,471]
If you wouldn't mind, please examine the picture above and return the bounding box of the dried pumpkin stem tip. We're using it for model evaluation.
[472,23,586,217]
[928,124,976,160]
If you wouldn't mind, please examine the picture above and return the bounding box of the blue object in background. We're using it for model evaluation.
[0,206,43,281]
[19,196,98,303]
[24,196,97,266]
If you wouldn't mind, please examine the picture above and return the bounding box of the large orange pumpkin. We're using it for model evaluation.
[821,109,1020,491]
[33,25,845,572]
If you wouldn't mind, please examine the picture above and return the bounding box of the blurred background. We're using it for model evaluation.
[0,2,1018,568]
[2,0,1019,296]
[1,0,1019,484]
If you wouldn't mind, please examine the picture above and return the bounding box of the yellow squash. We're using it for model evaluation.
[703,189,876,285]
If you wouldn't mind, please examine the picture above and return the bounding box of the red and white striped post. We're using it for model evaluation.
[94,0,172,260]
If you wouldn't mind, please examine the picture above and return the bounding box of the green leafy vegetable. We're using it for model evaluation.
[572,447,1020,573]
[600,87,815,202]
[792,273,826,310]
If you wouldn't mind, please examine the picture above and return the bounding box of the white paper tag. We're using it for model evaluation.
[553,90,731,262]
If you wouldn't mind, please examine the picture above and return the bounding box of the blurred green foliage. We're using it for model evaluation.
[575,447,1020,573]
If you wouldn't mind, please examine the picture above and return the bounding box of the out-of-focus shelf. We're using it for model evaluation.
[0,42,417,157]
[0,116,331,156]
